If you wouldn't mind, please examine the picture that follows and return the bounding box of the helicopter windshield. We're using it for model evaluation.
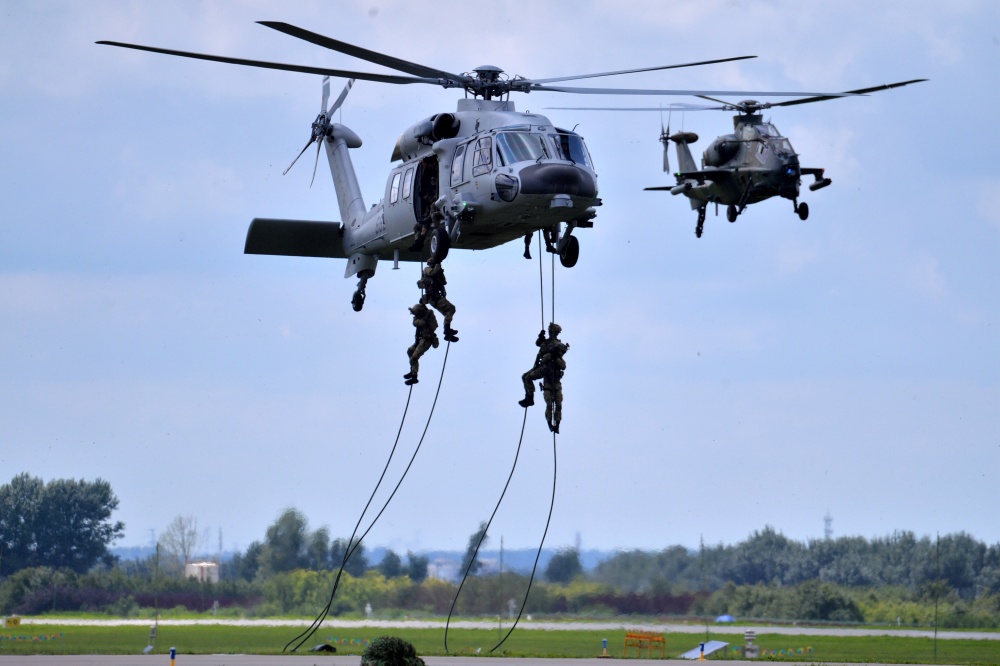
[547,132,594,168]
[495,131,549,165]
[772,137,794,154]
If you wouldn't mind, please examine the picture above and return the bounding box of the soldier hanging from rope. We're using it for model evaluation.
[404,302,439,385]
[522,228,559,260]
[417,259,458,342]
[518,322,569,433]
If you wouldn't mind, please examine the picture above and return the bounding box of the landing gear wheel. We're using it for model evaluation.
[727,204,738,223]
[797,201,809,220]
[429,226,450,262]
[351,290,365,312]
[559,235,580,268]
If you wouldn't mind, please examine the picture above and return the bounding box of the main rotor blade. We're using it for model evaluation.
[258,21,468,83]
[546,103,725,111]
[695,94,735,106]
[769,78,928,107]
[532,84,859,97]
[523,55,756,85]
[95,41,443,86]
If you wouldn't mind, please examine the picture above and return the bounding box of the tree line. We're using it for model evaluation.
[3,474,1000,628]
[592,527,1000,600]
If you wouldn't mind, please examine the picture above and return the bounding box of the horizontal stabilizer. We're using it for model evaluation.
[245,218,345,258]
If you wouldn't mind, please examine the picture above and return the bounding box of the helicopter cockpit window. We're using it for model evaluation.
[758,123,778,137]
[547,132,593,169]
[471,136,493,177]
[773,138,794,154]
[495,131,548,166]
[390,172,402,204]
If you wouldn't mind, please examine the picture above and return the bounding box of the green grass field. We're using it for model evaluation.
[1,623,998,664]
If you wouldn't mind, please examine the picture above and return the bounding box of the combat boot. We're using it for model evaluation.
[405,376,419,386]
[518,395,534,408]
[444,327,459,342]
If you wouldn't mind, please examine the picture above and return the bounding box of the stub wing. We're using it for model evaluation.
[674,168,736,183]
[644,167,735,192]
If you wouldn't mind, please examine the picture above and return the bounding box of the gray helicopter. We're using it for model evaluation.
[552,79,925,238]
[98,22,856,309]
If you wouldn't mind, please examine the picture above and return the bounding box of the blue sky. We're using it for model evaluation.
[2,0,997,555]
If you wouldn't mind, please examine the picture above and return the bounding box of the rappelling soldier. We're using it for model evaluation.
[518,322,569,433]
[522,228,558,260]
[417,260,458,342]
[408,159,439,252]
[404,302,439,385]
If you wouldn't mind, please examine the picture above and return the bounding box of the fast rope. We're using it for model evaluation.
[491,430,556,653]
[285,338,452,653]
[444,230,559,653]
[535,233,557,326]
[443,406,528,653]
[491,242,559,654]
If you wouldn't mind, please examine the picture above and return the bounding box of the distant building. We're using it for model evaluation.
[427,558,460,581]
[184,561,219,583]
[427,557,501,581]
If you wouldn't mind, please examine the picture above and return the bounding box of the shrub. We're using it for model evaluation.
[361,635,426,666]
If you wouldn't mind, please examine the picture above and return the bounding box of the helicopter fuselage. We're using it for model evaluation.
[647,109,831,237]
[678,114,805,207]
[341,99,599,263]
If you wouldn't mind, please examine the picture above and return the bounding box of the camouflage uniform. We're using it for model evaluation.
[404,303,439,385]
[519,323,569,433]
[417,261,458,342]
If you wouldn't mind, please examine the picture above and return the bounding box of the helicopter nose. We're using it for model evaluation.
[518,163,597,198]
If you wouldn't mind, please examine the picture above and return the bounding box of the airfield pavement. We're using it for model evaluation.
[22,617,1000,641]
[0,657,979,666]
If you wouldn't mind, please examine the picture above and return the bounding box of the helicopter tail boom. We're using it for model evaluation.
[670,133,699,178]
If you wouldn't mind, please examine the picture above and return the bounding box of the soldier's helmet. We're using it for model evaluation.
[409,303,428,314]
[548,322,562,335]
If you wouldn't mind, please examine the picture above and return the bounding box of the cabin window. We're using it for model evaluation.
[471,136,493,177]
[390,172,402,204]
[548,132,594,169]
[495,131,548,165]
[451,143,468,186]
[402,167,414,199]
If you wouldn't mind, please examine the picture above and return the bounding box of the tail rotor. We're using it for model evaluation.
[283,76,356,186]
[659,108,671,174]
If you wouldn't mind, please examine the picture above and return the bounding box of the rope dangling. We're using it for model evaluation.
[286,340,452,652]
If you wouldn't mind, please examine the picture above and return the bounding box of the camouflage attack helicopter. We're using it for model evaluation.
[553,79,925,238]
[98,22,853,308]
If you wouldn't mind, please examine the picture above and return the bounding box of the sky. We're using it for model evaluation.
[2,0,998,557]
